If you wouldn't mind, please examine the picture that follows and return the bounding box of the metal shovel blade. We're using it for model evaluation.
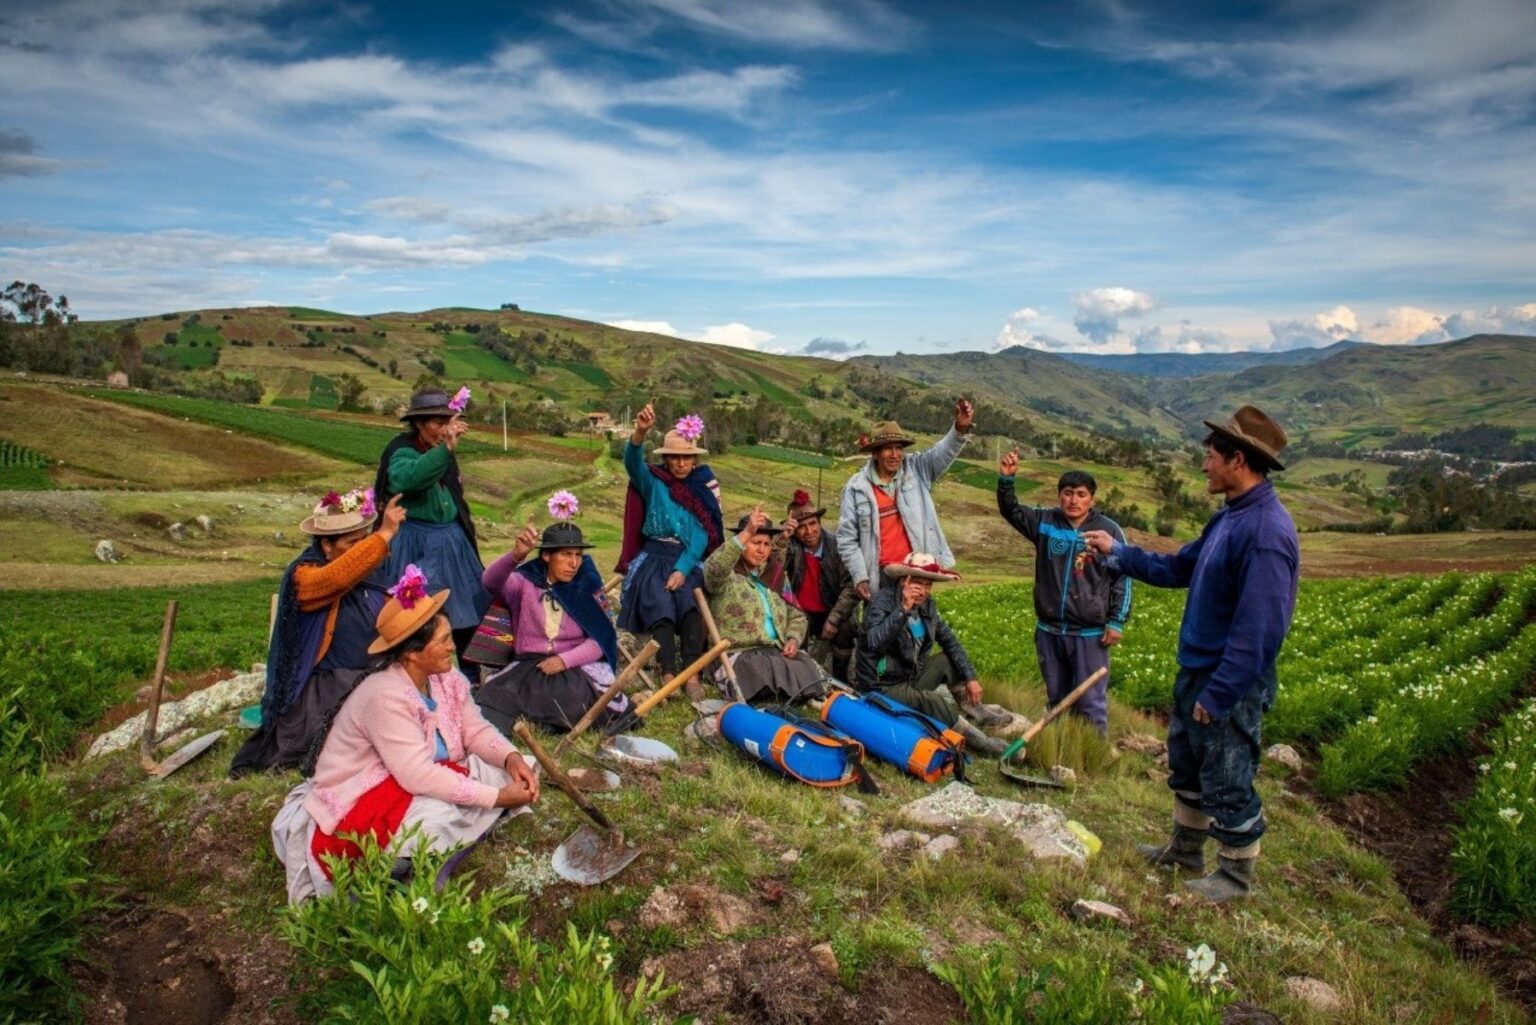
[150,729,226,779]
[551,824,639,885]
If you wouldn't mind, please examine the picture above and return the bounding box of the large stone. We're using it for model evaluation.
[837,795,867,818]
[921,834,960,861]
[1117,732,1166,756]
[900,782,1090,863]
[1265,744,1304,773]
[94,539,121,563]
[195,514,215,534]
[167,522,189,542]
[1069,898,1130,926]
[638,884,753,935]
[87,668,265,758]
[1284,976,1344,1014]
[877,829,931,852]
[808,942,840,981]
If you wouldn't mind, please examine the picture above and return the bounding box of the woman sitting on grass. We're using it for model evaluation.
[270,568,540,903]
[475,517,632,735]
[702,506,829,703]
[231,487,405,776]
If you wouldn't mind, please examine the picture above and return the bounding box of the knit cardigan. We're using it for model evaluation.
[303,664,517,834]
[702,535,808,649]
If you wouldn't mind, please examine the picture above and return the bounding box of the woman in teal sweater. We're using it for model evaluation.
[373,389,490,664]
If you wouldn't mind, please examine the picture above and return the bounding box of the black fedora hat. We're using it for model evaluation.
[400,389,455,421]
[734,512,779,536]
[537,522,595,550]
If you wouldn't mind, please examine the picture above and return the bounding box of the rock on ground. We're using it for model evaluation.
[638,884,754,935]
[94,539,121,563]
[87,668,265,759]
[168,522,189,542]
[1264,744,1304,773]
[195,514,215,534]
[877,829,932,852]
[808,941,840,981]
[1048,765,1077,786]
[1117,732,1166,756]
[921,835,960,861]
[1284,976,1344,1014]
[1069,898,1130,926]
[900,782,1091,864]
[838,795,867,818]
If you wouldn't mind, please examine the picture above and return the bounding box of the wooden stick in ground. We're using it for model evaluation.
[1020,666,1108,745]
[618,636,658,691]
[556,638,661,756]
[513,720,616,832]
[139,600,179,773]
[267,592,279,645]
[629,639,732,720]
[692,587,740,700]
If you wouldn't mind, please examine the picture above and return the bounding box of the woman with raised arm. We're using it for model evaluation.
[615,403,723,686]
[270,568,540,903]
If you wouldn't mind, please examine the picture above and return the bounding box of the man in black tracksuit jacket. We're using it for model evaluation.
[997,452,1131,734]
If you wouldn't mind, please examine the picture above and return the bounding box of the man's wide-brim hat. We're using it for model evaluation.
[538,522,595,550]
[734,513,779,536]
[860,420,916,453]
[654,429,707,456]
[400,389,455,421]
[367,588,452,654]
[1203,404,1288,471]
[299,501,369,537]
[884,552,960,582]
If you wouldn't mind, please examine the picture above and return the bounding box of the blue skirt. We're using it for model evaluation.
[383,519,489,629]
[618,539,703,633]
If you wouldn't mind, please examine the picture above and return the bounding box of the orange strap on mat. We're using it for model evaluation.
[768,724,867,789]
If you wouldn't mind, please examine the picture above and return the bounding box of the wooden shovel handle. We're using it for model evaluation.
[1022,667,1108,744]
[513,720,615,832]
[555,638,661,755]
[140,600,179,771]
[631,639,732,719]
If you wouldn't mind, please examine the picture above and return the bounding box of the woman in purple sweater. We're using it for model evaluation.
[475,522,630,734]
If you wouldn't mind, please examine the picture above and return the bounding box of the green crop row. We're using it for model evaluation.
[0,439,50,490]
[733,443,835,468]
[80,388,495,464]
[1453,695,1536,925]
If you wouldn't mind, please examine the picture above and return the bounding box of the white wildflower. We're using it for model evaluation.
[1186,943,1217,983]
[489,1006,510,1023]
[468,936,486,956]
[1499,807,1521,824]
[412,897,430,914]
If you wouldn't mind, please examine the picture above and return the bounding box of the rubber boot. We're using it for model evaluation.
[959,702,1014,729]
[1136,824,1208,873]
[955,716,1009,757]
[1185,850,1256,902]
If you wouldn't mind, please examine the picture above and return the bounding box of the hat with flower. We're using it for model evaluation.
[654,412,708,456]
[368,564,452,654]
[299,486,378,536]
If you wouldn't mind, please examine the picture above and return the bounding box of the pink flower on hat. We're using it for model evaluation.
[448,385,471,413]
[389,564,429,609]
[547,490,580,520]
[357,487,377,520]
[675,413,705,443]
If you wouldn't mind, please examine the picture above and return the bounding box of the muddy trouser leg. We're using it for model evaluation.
[651,618,679,675]
[452,626,481,686]
[1167,666,1275,855]
[804,611,830,669]
[829,618,856,683]
[678,608,704,666]
[878,654,961,726]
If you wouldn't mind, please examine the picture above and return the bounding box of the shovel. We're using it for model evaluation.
[601,638,732,737]
[512,720,639,885]
[999,667,1108,789]
[140,600,226,779]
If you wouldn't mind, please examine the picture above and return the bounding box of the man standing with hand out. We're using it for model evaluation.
[837,397,974,604]
[1081,406,1298,902]
[997,450,1130,736]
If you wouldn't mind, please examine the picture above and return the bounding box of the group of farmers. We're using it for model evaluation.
[242,385,1298,908]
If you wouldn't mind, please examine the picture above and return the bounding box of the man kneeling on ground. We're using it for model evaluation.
[854,552,1010,756]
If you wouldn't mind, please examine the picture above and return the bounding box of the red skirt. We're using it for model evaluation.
[310,761,469,880]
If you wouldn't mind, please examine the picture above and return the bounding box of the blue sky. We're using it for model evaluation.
[1,0,1533,355]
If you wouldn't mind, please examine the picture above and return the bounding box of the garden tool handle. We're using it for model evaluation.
[1022,667,1108,744]
[513,720,616,832]
[631,639,732,719]
[555,638,661,755]
[139,600,179,772]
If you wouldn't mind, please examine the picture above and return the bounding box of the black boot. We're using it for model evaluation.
[1137,823,1208,873]
[954,716,1009,757]
[1186,851,1256,901]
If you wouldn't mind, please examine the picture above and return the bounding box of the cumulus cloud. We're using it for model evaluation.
[1071,287,1157,345]
[1267,303,1362,350]
[994,307,1066,351]
[1367,305,1444,345]
[1439,303,1536,341]
[695,322,774,349]
[802,336,868,356]
[604,319,681,336]
[1131,323,1233,354]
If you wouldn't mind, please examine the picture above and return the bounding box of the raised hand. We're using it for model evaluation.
[632,402,656,444]
[999,446,1019,477]
[511,519,539,563]
[954,397,975,434]
[378,493,407,540]
[737,503,769,544]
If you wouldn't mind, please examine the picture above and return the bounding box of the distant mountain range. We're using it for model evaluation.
[1054,340,1365,379]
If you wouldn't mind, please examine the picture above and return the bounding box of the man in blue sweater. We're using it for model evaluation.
[1083,406,1299,901]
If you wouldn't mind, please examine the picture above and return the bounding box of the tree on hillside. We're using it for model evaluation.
[1,281,75,331]
[336,373,367,411]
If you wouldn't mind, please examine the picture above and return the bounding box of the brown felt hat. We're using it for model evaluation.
[1203,405,1288,471]
[367,589,452,655]
[654,429,707,456]
[786,489,825,523]
[859,420,915,453]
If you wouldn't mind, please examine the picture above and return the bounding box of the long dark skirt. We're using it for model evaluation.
[618,539,702,634]
[729,648,829,704]
[382,519,489,630]
[231,667,365,776]
[476,658,630,735]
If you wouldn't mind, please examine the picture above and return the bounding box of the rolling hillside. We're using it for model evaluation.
[1056,340,1364,379]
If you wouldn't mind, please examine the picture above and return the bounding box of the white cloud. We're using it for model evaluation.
[1267,304,1361,350]
[613,0,917,51]
[694,322,774,349]
[1365,306,1444,345]
[1071,287,1157,344]
[994,307,1066,350]
[1130,323,1233,354]
[604,319,681,337]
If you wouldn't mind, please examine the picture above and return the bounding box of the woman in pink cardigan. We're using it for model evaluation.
[271,568,540,903]
[475,521,631,735]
